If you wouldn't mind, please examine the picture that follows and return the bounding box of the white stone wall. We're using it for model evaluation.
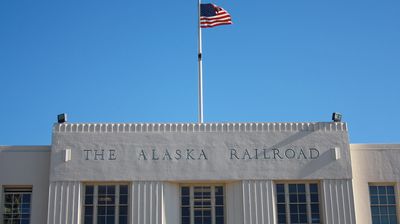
[131,181,163,224]
[45,179,359,224]
[8,123,400,224]
[351,144,400,224]
[50,122,352,182]
[241,180,276,224]
[226,181,243,224]
[321,179,356,224]
[47,181,81,224]
[44,122,357,224]
[0,146,50,224]
[238,179,356,224]
[45,181,247,224]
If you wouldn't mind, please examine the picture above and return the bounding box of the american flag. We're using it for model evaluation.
[200,3,232,28]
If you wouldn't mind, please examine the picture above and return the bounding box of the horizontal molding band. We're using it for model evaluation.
[0,146,51,152]
[53,122,347,133]
[350,144,400,150]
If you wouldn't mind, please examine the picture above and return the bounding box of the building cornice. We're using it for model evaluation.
[0,146,51,152]
[53,122,347,133]
[350,144,400,151]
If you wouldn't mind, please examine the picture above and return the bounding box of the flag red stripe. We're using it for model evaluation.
[200,4,232,28]
[201,21,232,28]
[201,19,232,25]
[201,16,231,24]
[200,14,231,20]
[201,21,232,27]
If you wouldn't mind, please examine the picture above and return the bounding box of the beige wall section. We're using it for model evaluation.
[162,183,179,224]
[351,144,400,224]
[226,181,243,224]
[321,179,355,224]
[0,146,50,224]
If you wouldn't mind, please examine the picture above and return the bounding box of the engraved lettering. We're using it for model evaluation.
[273,148,283,159]
[254,148,259,159]
[230,148,239,159]
[285,149,296,159]
[83,150,91,160]
[94,150,105,160]
[310,148,320,159]
[297,148,307,159]
[242,149,252,160]
[152,149,159,160]
[109,149,117,160]
[175,149,182,160]
[138,150,147,160]
[263,148,271,159]
[163,150,172,160]
[199,150,208,160]
[186,149,195,160]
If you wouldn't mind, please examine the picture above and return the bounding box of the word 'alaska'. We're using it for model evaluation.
[138,149,208,160]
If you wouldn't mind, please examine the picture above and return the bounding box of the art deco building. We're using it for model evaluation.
[0,121,399,224]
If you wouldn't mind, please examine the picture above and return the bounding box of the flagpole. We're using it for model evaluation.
[198,0,204,123]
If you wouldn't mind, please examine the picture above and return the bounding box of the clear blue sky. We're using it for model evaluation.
[1,0,399,145]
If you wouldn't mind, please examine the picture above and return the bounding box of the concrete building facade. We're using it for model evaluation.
[0,122,399,224]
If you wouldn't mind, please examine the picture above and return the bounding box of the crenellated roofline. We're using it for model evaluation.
[53,122,347,133]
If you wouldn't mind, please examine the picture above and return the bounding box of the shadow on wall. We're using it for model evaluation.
[263,131,340,178]
[266,131,313,150]
[299,149,336,178]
